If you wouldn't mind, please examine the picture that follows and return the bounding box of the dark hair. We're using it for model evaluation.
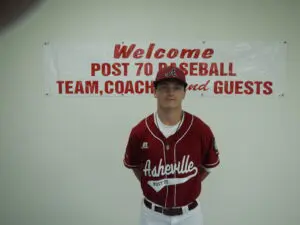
[154,79,187,90]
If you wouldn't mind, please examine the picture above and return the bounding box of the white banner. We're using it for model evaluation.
[43,41,287,97]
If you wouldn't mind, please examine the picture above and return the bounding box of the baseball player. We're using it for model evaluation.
[123,66,220,225]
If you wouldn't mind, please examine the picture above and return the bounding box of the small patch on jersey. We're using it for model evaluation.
[141,142,149,149]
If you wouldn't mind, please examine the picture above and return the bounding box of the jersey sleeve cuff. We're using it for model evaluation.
[123,159,140,168]
[203,158,220,169]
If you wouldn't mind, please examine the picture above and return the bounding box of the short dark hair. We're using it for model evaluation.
[154,79,187,91]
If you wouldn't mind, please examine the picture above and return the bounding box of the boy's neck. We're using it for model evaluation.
[156,108,183,126]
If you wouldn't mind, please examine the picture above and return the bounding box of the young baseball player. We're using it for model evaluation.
[123,66,220,225]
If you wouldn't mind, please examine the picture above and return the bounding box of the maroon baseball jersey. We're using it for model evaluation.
[123,111,220,208]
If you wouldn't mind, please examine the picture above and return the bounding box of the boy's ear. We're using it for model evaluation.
[154,89,158,98]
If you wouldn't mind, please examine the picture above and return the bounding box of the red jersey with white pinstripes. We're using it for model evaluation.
[123,111,220,208]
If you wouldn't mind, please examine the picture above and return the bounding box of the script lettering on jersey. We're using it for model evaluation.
[143,155,198,192]
[143,155,195,177]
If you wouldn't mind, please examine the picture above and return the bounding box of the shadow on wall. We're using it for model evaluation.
[0,0,45,35]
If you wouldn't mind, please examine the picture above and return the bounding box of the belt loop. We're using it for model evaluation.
[182,205,189,214]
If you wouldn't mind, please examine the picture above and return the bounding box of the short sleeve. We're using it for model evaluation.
[202,127,220,169]
[123,129,142,169]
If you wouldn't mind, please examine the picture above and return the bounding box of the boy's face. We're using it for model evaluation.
[154,80,186,110]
